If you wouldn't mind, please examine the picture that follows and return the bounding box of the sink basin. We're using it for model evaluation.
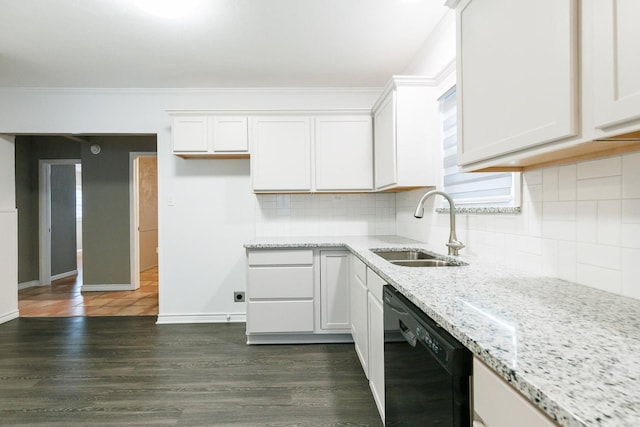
[371,248,467,268]
[391,259,458,267]
[372,250,436,261]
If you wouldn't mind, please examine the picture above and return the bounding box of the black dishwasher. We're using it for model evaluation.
[384,285,472,427]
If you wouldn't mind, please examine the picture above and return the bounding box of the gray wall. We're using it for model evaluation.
[15,136,80,283]
[15,135,156,286]
[50,164,77,277]
[81,136,156,285]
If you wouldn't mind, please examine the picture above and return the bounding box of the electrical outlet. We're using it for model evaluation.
[233,291,245,302]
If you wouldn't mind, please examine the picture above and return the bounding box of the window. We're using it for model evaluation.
[440,86,520,211]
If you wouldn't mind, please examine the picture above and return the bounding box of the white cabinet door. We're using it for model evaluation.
[457,0,578,165]
[251,117,312,192]
[350,256,369,377]
[320,251,350,330]
[474,357,558,427]
[172,116,209,152]
[368,291,385,422]
[315,116,373,191]
[593,0,640,129]
[247,300,314,334]
[211,116,249,152]
[374,92,397,189]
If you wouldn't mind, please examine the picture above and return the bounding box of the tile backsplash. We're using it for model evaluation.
[396,152,640,300]
[255,193,396,237]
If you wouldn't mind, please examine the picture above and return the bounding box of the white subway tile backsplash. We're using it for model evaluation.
[542,220,576,241]
[622,152,640,198]
[524,169,543,185]
[542,201,576,221]
[576,264,621,294]
[596,200,621,246]
[576,201,597,243]
[558,164,577,200]
[576,157,621,179]
[558,241,577,283]
[622,248,640,299]
[621,224,640,249]
[542,239,559,276]
[577,176,621,200]
[576,242,621,270]
[622,199,640,224]
[542,168,559,201]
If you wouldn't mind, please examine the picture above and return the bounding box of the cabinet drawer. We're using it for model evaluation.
[350,255,367,285]
[247,300,314,333]
[473,358,557,427]
[247,267,313,299]
[366,268,386,302]
[247,249,313,266]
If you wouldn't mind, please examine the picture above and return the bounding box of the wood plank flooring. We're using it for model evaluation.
[18,267,158,317]
[0,317,382,426]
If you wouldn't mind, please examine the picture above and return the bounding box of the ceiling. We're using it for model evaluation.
[0,0,448,88]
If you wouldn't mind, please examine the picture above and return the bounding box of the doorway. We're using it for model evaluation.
[38,159,81,287]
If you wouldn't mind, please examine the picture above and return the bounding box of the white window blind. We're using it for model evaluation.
[440,87,519,207]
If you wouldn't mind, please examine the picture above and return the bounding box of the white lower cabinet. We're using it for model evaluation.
[350,255,369,377]
[368,290,385,423]
[473,357,558,427]
[246,248,352,343]
[246,249,314,336]
[319,250,350,330]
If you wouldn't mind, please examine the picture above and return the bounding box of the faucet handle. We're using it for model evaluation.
[446,241,465,256]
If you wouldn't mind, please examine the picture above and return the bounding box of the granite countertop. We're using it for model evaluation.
[245,235,640,427]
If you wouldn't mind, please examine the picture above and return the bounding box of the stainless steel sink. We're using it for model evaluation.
[391,259,458,267]
[372,250,436,261]
[371,249,467,268]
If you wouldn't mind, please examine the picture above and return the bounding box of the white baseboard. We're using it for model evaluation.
[51,269,78,281]
[0,310,19,324]
[18,280,41,290]
[81,283,134,292]
[246,333,354,345]
[156,313,247,324]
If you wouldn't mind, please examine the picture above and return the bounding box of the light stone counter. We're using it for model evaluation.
[245,235,640,427]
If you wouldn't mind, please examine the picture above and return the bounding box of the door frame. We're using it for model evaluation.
[129,152,157,291]
[38,159,81,286]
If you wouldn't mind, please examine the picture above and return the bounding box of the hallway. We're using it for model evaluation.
[18,267,158,317]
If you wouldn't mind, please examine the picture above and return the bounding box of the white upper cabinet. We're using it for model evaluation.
[593,0,640,130]
[211,116,249,152]
[170,113,250,158]
[372,76,438,191]
[172,115,209,153]
[455,0,640,171]
[315,116,373,191]
[251,113,373,193]
[457,0,578,167]
[251,116,312,192]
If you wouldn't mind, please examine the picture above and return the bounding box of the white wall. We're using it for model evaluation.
[0,87,381,323]
[0,135,18,323]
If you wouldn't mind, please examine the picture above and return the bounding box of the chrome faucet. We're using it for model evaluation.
[414,190,465,256]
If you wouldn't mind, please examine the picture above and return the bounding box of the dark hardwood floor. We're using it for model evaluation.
[0,317,382,426]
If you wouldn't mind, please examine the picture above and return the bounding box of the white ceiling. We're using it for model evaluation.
[0,0,448,88]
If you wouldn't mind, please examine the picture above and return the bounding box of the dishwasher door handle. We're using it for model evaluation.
[398,320,417,347]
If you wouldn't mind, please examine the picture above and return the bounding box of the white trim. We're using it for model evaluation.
[38,159,81,287]
[156,313,247,324]
[18,280,41,290]
[166,108,373,116]
[0,87,384,95]
[0,310,19,324]
[50,269,77,282]
[80,283,135,292]
[129,152,157,292]
[246,333,354,345]
[444,0,461,9]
